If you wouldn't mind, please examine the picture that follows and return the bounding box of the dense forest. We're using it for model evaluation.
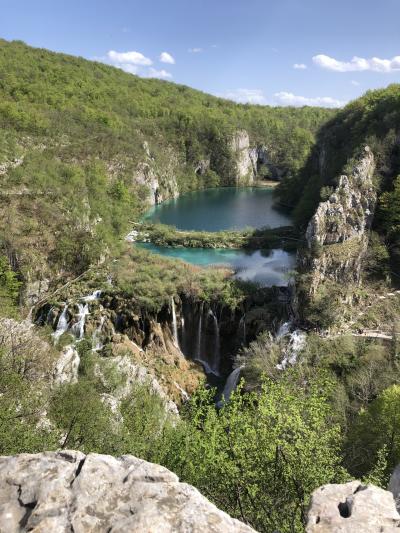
[1,38,400,532]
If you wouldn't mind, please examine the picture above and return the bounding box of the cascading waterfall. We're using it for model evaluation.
[71,303,89,340]
[276,321,291,339]
[171,297,179,348]
[83,289,102,302]
[92,316,105,351]
[196,302,203,360]
[52,305,69,341]
[209,309,220,373]
[194,302,221,377]
[217,366,243,407]
[238,314,246,344]
[275,321,306,370]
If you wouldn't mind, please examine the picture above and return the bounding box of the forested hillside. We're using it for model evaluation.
[0,38,333,294]
[277,85,400,276]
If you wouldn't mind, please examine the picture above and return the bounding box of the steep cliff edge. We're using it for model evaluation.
[299,147,376,300]
[0,451,255,532]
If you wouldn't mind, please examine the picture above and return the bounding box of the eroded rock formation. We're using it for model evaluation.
[302,146,376,295]
[0,451,255,532]
[306,480,400,532]
[229,130,258,185]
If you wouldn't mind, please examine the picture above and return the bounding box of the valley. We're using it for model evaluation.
[0,37,400,532]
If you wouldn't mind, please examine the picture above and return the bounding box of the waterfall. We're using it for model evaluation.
[92,316,105,351]
[181,317,185,345]
[52,305,69,341]
[71,303,89,339]
[83,289,102,302]
[196,302,203,359]
[276,321,291,339]
[238,314,246,343]
[217,366,243,407]
[171,297,179,348]
[276,324,306,370]
[194,358,220,378]
[209,309,220,373]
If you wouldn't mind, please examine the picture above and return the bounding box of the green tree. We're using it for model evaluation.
[0,255,21,316]
[346,384,400,481]
[158,373,347,533]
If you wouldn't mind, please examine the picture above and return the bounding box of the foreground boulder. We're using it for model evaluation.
[0,451,255,532]
[306,480,400,532]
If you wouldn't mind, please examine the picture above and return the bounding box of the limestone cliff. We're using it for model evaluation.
[229,130,258,185]
[0,451,255,532]
[301,146,376,296]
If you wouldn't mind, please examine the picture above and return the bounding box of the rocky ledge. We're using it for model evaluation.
[307,480,400,532]
[0,451,255,532]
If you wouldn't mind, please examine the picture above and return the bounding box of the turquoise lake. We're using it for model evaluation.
[144,187,291,231]
[139,187,295,286]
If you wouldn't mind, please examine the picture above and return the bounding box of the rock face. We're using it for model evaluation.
[0,451,255,532]
[306,481,400,532]
[302,147,376,295]
[229,130,258,185]
[133,142,179,205]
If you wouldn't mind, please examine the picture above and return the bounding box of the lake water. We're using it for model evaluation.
[137,243,296,286]
[144,187,291,231]
[139,187,295,287]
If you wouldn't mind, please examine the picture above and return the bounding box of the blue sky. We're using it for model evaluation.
[1,0,400,107]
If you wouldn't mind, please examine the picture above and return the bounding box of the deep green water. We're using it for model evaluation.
[140,187,295,286]
[144,187,291,231]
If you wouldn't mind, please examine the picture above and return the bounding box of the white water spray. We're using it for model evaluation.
[92,316,105,351]
[238,314,246,343]
[209,309,220,373]
[71,303,89,339]
[275,322,306,370]
[52,305,69,341]
[83,290,102,302]
[219,366,243,406]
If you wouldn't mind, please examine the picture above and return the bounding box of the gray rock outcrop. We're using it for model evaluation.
[229,130,257,185]
[302,146,376,295]
[306,481,400,532]
[0,451,255,532]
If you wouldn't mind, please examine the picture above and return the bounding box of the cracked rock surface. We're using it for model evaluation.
[0,451,255,532]
[306,480,400,532]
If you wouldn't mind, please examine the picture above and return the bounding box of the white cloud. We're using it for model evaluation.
[274,91,345,108]
[293,63,307,70]
[313,53,400,72]
[221,89,266,105]
[147,68,173,79]
[351,80,360,86]
[188,47,203,53]
[107,50,152,66]
[159,52,175,64]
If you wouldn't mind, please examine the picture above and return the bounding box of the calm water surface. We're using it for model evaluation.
[144,187,291,231]
[139,187,295,286]
[137,243,295,286]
